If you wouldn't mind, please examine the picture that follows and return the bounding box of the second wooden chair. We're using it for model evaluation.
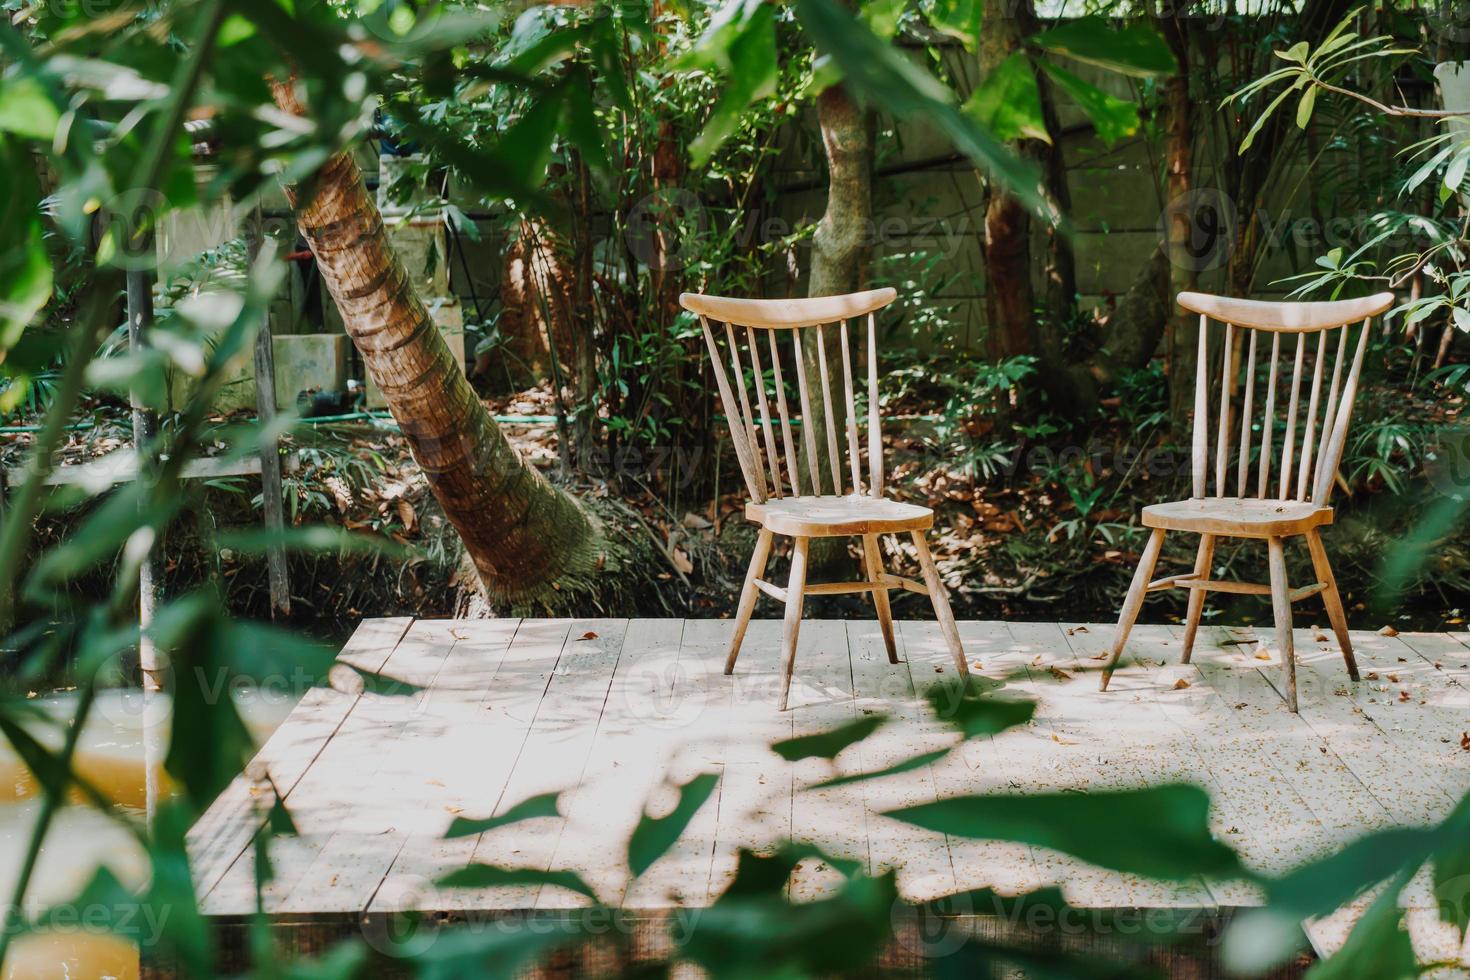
[1100,290,1395,711]
[681,287,970,711]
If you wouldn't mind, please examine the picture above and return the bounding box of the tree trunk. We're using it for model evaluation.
[804,81,872,496]
[1157,11,1198,428]
[273,84,603,607]
[978,0,1075,374]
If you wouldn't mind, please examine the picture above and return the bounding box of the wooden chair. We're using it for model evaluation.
[681,287,969,710]
[1100,290,1395,712]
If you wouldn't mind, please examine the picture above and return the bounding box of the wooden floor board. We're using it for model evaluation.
[194,616,1469,972]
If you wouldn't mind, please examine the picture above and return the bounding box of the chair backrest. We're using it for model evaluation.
[679,287,898,504]
[1178,291,1395,507]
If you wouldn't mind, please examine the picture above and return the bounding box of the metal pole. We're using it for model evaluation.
[126,237,166,822]
[248,205,291,618]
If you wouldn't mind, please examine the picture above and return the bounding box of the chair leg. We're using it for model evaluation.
[1180,533,1216,665]
[862,534,898,664]
[726,528,775,676]
[1100,527,1166,691]
[1305,528,1360,682]
[1266,535,1298,713]
[778,536,809,712]
[910,531,969,678]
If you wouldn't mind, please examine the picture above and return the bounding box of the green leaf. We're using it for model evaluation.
[689,1,778,165]
[445,790,563,839]
[964,53,1048,143]
[1304,872,1417,980]
[1039,61,1140,145]
[437,864,597,901]
[214,526,409,558]
[1277,40,1310,63]
[861,0,908,40]
[1296,84,1318,129]
[688,857,898,976]
[1445,148,1470,196]
[0,714,70,799]
[0,76,60,140]
[772,714,886,761]
[885,783,1242,880]
[925,0,980,48]
[406,920,571,980]
[811,747,952,788]
[792,0,1053,223]
[925,678,1036,739]
[0,136,53,352]
[1032,18,1177,78]
[1432,794,1470,932]
[628,771,720,877]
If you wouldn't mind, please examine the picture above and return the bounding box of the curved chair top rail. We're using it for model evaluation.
[1177,291,1395,332]
[679,287,898,328]
[1181,290,1396,507]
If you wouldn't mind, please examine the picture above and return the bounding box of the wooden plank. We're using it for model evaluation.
[1099,625,1327,899]
[1183,625,1394,846]
[241,619,473,915]
[1008,622,1217,909]
[375,619,578,913]
[906,621,1047,900]
[708,618,792,901]
[188,616,414,903]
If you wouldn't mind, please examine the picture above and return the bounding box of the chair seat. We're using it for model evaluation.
[746,494,933,537]
[1142,497,1334,537]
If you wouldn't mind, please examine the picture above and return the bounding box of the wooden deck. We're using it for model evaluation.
[186,616,1470,970]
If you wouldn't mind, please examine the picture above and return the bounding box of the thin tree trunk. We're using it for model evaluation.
[804,81,872,496]
[979,0,1075,375]
[273,83,603,606]
[1158,11,1198,428]
[979,0,1037,364]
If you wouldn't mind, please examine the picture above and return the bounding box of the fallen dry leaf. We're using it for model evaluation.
[1399,690,1411,702]
[577,631,599,641]
[1173,678,1191,690]
[1378,625,1399,637]
[1066,625,1090,635]
[395,497,418,533]
[671,547,694,575]
[1254,648,1272,661]
[1046,666,1072,681]
[1461,732,1469,751]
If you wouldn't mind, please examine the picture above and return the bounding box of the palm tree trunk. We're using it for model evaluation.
[273,85,603,607]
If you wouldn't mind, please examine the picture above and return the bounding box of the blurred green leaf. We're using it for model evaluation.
[1032,18,1177,78]
[772,714,885,761]
[925,0,981,48]
[0,76,60,140]
[1039,61,1140,145]
[407,920,571,980]
[445,790,562,839]
[886,783,1242,880]
[812,747,951,788]
[791,0,1053,223]
[925,678,1036,738]
[628,771,719,877]
[689,1,777,165]
[965,53,1048,143]
[437,864,597,901]
[214,525,409,559]
[1304,871,1416,980]
[0,136,53,353]
[687,854,898,976]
